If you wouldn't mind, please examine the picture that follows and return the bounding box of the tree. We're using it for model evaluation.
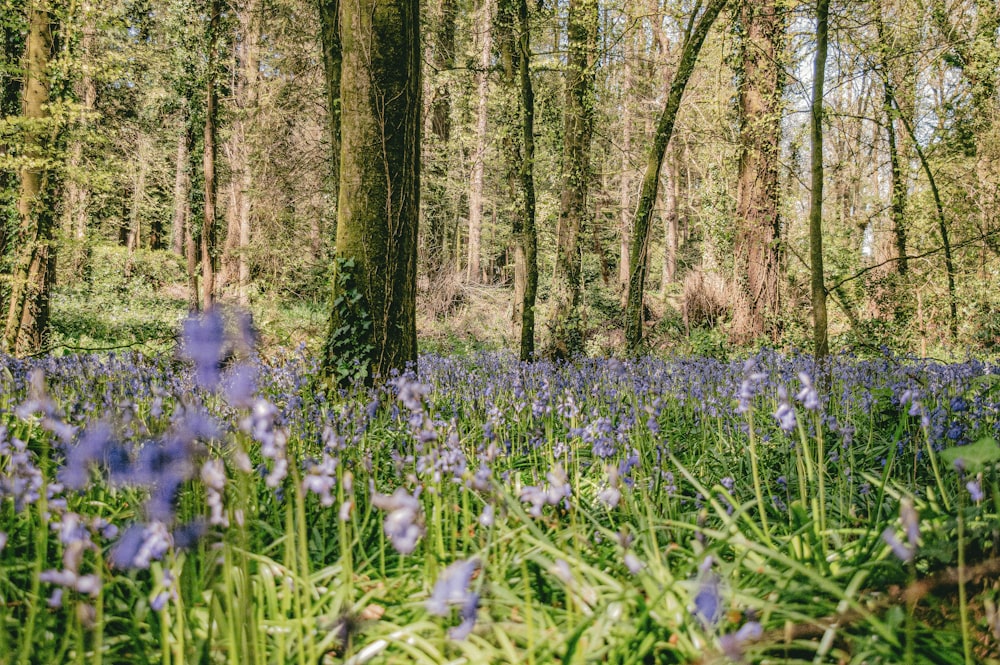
[322,0,421,382]
[730,0,784,344]
[623,0,728,351]
[549,0,598,359]
[466,0,491,283]
[3,1,56,355]
[496,0,537,361]
[200,0,220,311]
[809,0,830,359]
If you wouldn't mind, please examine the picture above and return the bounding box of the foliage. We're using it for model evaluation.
[322,256,373,386]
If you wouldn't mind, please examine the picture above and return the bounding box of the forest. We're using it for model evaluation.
[2,1,1000,664]
[0,0,997,366]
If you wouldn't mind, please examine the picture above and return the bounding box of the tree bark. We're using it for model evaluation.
[730,0,784,344]
[497,0,537,360]
[466,0,491,283]
[809,0,830,359]
[318,0,341,222]
[514,0,537,361]
[170,121,191,256]
[549,0,598,359]
[624,0,728,351]
[201,0,219,311]
[661,151,678,291]
[322,0,421,383]
[3,3,55,356]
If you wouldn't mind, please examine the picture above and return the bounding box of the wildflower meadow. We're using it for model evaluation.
[2,310,999,664]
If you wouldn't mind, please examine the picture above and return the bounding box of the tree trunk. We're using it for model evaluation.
[497,0,537,360]
[318,0,341,222]
[201,0,219,311]
[661,151,678,291]
[322,0,421,383]
[809,0,830,359]
[123,144,148,280]
[624,0,728,351]
[467,0,491,283]
[730,0,784,345]
[220,0,260,306]
[617,19,637,298]
[3,3,55,356]
[425,0,456,276]
[170,121,190,256]
[514,0,537,361]
[0,18,23,266]
[549,0,598,359]
[62,5,95,279]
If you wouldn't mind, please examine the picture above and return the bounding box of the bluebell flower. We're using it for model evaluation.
[967,479,984,502]
[795,372,820,411]
[719,621,763,662]
[427,557,480,640]
[182,310,226,389]
[371,487,423,554]
[774,388,796,432]
[693,556,722,629]
[882,528,913,562]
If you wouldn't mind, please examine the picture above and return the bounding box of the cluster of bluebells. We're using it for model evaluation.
[1,314,999,654]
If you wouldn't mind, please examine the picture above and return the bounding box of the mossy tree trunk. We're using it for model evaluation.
[809,0,830,359]
[497,0,537,361]
[730,0,784,345]
[323,0,420,383]
[549,0,598,360]
[623,0,728,351]
[3,2,55,356]
[318,0,341,225]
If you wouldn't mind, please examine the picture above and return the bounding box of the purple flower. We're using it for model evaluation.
[795,372,820,411]
[182,310,226,389]
[967,479,984,502]
[427,557,481,640]
[882,528,913,562]
[693,556,722,629]
[774,387,796,432]
[372,487,423,554]
[720,621,763,661]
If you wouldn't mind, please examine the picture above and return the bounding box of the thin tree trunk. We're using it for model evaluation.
[730,0,784,344]
[201,0,219,311]
[221,0,260,305]
[467,0,491,283]
[809,0,830,359]
[617,15,635,297]
[426,0,456,276]
[318,0,341,222]
[550,0,598,359]
[624,0,728,350]
[170,122,190,256]
[661,151,678,291]
[3,3,55,356]
[515,0,537,361]
[124,148,148,281]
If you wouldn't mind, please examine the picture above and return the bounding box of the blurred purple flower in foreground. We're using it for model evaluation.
[427,557,480,640]
[693,555,721,629]
[371,486,423,554]
[719,621,763,662]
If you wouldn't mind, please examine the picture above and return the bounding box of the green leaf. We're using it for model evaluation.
[939,437,1000,473]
